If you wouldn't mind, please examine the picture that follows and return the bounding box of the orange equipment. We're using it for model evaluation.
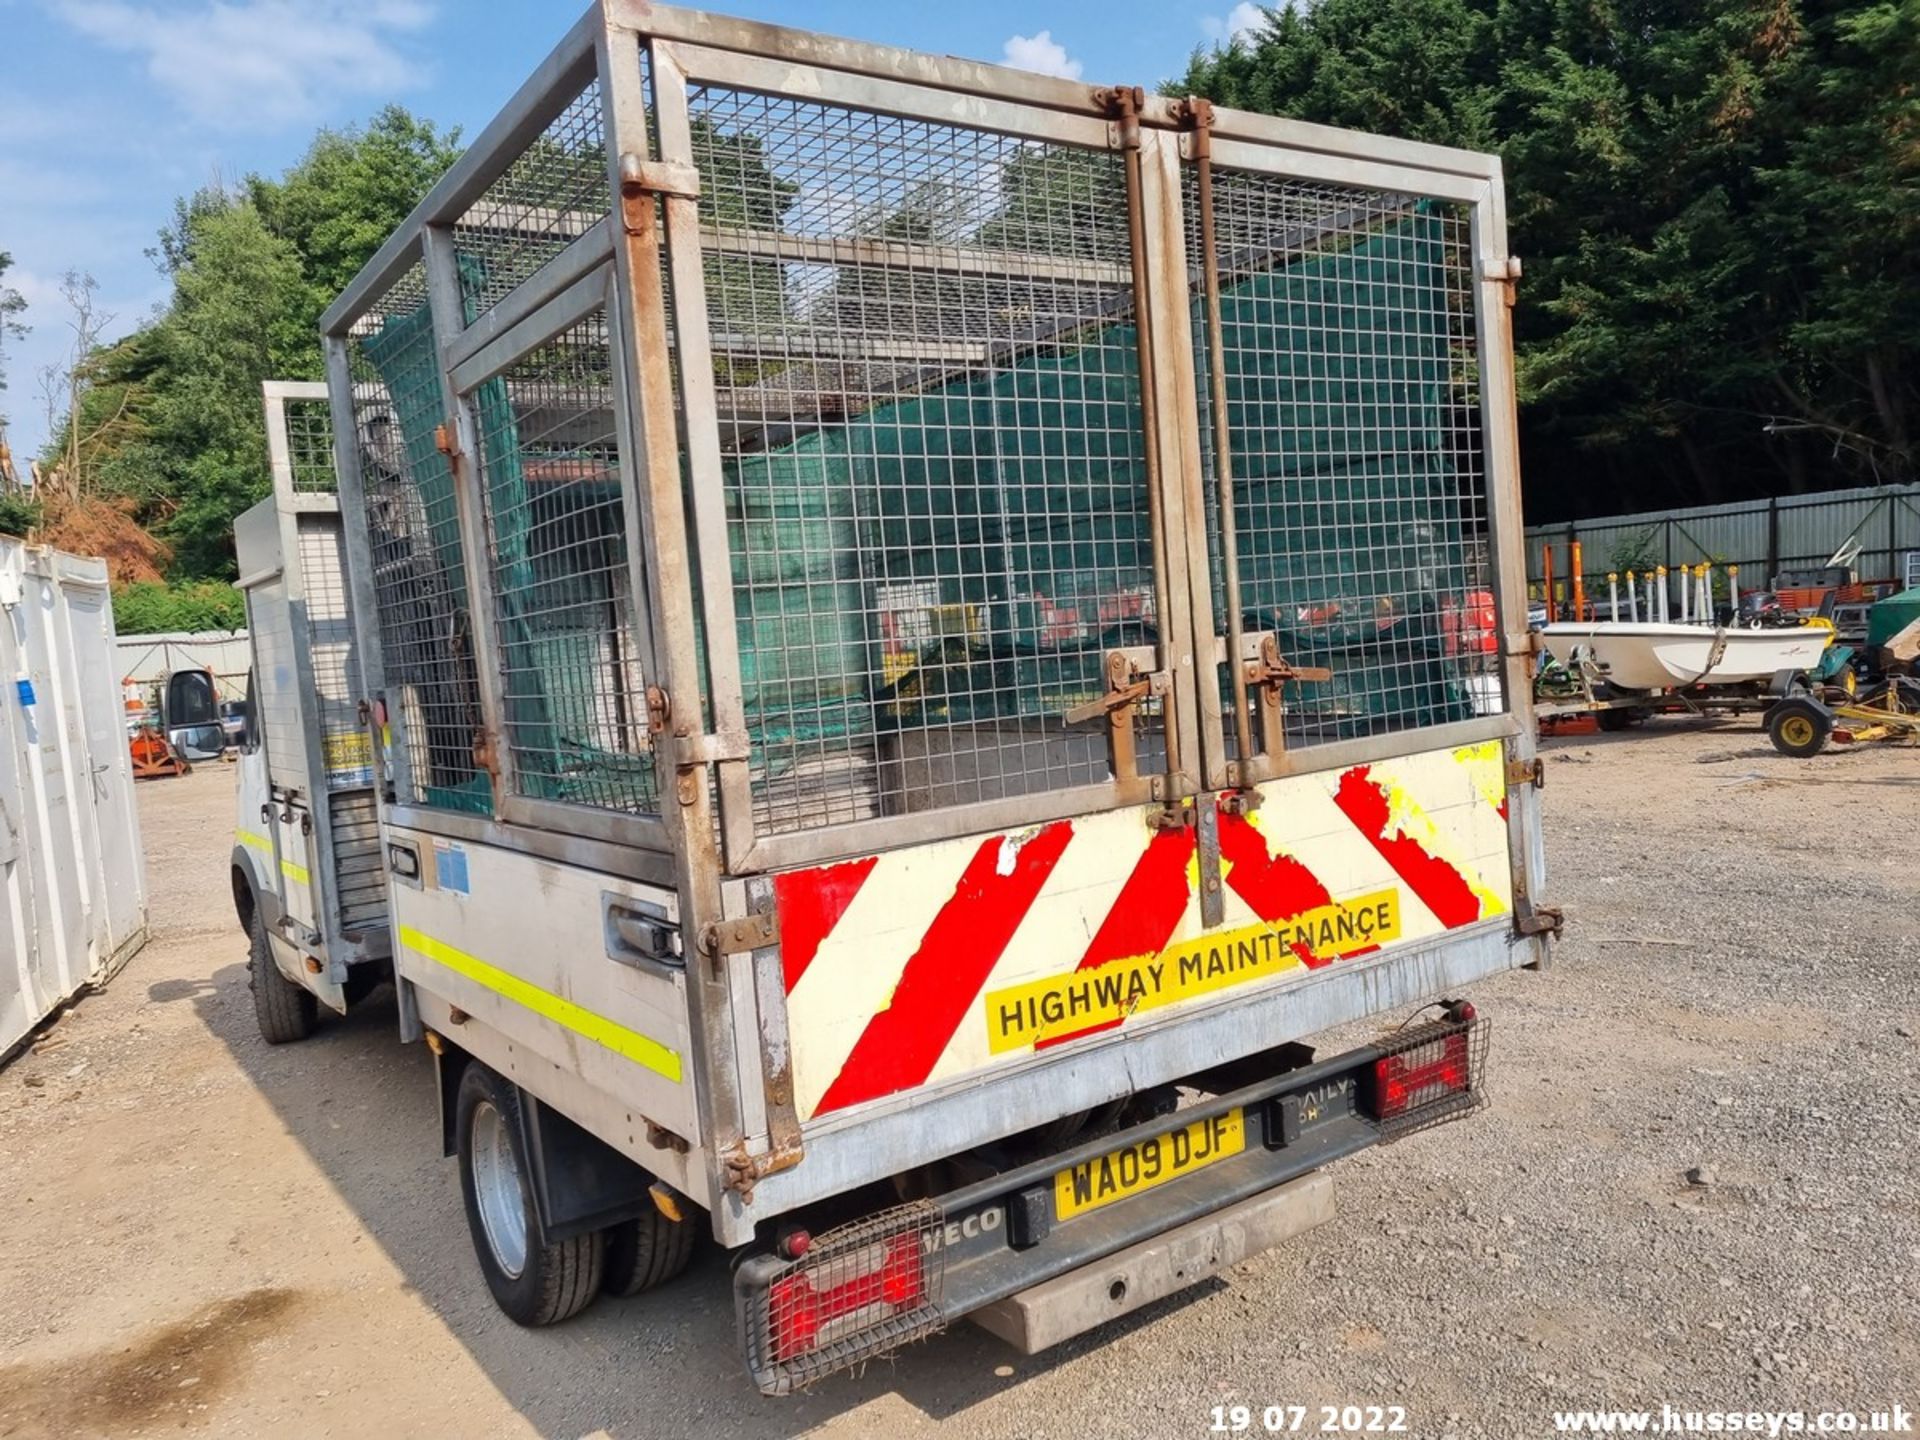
[129,724,189,780]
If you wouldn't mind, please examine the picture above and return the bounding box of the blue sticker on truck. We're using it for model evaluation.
[432,840,470,897]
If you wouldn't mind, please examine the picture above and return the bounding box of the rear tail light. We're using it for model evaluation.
[771,1232,925,1361]
[1369,1013,1490,1140]
[1376,1032,1469,1116]
[749,1200,946,1391]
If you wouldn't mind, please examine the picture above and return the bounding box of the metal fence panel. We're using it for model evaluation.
[452,79,611,324]
[464,285,662,815]
[678,80,1162,836]
[1529,483,1920,589]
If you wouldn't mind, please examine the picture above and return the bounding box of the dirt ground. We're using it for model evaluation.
[1,719,1915,1440]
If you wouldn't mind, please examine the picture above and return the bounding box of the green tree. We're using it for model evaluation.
[246,106,464,377]
[1753,0,1920,477]
[112,579,246,634]
[1178,0,1918,512]
[143,202,307,575]
[0,250,26,420]
[54,107,461,580]
[0,493,40,537]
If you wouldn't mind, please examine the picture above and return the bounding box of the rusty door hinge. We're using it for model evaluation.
[1065,650,1164,798]
[722,1135,804,1201]
[644,685,670,735]
[1061,653,1163,725]
[1095,84,1145,149]
[1237,634,1333,763]
[1173,96,1215,158]
[1482,255,1523,307]
[1516,905,1564,938]
[1506,757,1544,790]
[1152,800,1197,833]
[644,1120,691,1154]
[700,911,778,958]
[617,153,701,232]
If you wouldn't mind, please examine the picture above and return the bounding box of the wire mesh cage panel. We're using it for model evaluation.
[469,301,659,814]
[452,82,610,324]
[680,85,1163,836]
[345,262,492,814]
[284,395,340,494]
[296,517,371,789]
[1187,168,1499,754]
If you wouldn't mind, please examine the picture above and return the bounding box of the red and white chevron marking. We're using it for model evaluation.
[773,741,1513,1123]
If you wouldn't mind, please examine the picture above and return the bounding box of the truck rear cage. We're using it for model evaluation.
[314,5,1545,1265]
[320,3,1527,876]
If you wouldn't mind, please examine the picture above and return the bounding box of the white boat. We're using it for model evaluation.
[1539,621,1832,692]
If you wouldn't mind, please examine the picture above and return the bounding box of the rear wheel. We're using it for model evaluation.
[248,908,316,1044]
[456,1065,604,1326]
[1767,696,1832,759]
[602,1206,700,1298]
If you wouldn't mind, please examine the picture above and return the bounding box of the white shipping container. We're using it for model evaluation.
[0,537,149,1057]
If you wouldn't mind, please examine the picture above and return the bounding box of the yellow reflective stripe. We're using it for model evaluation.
[240,827,308,886]
[398,924,682,1084]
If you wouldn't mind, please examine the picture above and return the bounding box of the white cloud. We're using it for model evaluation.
[1001,30,1083,81]
[1200,2,1274,47]
[52,0,434,129]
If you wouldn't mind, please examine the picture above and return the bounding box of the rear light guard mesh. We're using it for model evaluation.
[1369,1014,1491,1141]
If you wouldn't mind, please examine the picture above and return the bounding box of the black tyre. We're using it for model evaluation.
[1767,696,1832,759]
[455,1065,604,1326]
[248,907,316,1044]
[1596,706,1634,732]
[601,1204,700,1298]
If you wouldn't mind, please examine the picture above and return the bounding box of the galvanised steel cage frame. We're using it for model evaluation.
[320,2,1546,1207]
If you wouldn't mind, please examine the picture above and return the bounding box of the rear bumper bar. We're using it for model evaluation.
[736,1010,1486,1393]
[969,1170,1336,1354]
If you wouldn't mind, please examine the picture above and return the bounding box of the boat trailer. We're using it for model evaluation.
[1766,677,1920,758]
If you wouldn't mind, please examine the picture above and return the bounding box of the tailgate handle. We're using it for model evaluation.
[604,895,683,975]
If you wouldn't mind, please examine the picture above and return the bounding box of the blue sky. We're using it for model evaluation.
[0,0,1267,463]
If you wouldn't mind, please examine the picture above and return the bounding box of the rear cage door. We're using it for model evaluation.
[640,45,1533,878]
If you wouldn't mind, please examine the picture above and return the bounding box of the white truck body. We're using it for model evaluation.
[250,2,1552,1390]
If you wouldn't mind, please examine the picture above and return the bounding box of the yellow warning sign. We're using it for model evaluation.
[323,729,373,785]
[984,889,1401,1053]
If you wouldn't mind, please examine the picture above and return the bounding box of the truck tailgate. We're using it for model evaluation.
[771,740,1511,1127]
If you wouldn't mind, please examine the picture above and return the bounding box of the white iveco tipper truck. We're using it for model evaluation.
[237,2,1555,1393]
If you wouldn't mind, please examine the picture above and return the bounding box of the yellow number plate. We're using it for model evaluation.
[1053,1108,1246,1221]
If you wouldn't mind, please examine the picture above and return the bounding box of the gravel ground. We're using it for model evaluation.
[0,720,1915,1440]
